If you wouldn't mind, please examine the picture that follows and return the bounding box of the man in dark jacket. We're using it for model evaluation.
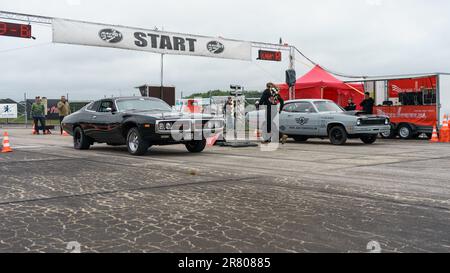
[360,92,375,114]
[259,83,284,143]
[259,83,273,106]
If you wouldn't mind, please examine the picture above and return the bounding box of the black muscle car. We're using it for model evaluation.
[61,97,223,155]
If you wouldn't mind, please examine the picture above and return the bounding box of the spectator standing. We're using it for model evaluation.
[345,98,357,111]
[57,96,71,134]
[223,97,234,131]
[31,96,46,135]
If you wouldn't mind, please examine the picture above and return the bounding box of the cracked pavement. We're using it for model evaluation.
[0,128,450,253]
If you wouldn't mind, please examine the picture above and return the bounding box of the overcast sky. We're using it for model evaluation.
[1,0,450,101]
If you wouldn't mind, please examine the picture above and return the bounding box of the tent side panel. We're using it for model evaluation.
[296,87,321,100]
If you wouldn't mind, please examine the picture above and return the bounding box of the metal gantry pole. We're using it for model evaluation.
[0,10,52,25]
[160,53,164,101]
[24,92,28,128]
[289,46,296,100]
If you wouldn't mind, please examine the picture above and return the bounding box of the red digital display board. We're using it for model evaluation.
[0,21,32,39]
[258,50,282,62]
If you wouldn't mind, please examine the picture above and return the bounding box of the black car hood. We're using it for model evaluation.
[129,111,215,120]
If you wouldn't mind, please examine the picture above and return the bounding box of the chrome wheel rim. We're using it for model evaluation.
[399,127,410,138]
[381,130,391,137]
[128,132,139,152]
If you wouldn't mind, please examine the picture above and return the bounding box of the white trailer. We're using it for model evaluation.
[438,74,450,127]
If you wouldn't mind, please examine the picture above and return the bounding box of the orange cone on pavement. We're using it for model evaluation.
[255,129,261,139]
[439,114,450,143]
[62,130,70,136]
[430,125,440,143]
[1,132,13,153]
[445,114,449,141]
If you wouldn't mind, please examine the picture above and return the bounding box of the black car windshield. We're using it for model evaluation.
[313,101,344,113]
[116,98,172,112]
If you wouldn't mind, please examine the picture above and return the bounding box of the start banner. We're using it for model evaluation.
[374,105,437,127]
[52,19,252,61]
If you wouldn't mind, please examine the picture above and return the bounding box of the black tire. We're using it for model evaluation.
[329,126,348,145]
[292,136,309,142]
[360,134,378,144]
[185,140,207,153]
[73,126,91,150]
[126,127,150,156]
[397,124,414,139]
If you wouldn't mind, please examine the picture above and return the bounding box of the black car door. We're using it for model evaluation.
[82,100,101,139]
[91,100,123,143]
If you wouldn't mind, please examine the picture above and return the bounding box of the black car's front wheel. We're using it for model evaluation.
[127,127,150,156]
[73,126,91,150]
[185,140,207,153]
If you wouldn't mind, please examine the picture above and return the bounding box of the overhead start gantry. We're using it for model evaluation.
[0,10,301,97]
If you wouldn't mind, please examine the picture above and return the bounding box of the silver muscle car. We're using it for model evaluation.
[279,99,391,145]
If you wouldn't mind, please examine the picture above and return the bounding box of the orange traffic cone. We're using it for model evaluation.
[62,130,70,136]
[430,125,440,143]
[32,124,37,135]
[255,129,262,139]
[1,132,13,153]
[439,114,450,143]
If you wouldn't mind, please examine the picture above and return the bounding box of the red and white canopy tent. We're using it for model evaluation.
[277,65,365,109]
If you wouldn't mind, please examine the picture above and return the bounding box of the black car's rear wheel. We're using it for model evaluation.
[185,140,207,153]
[360,134,378,144]
[73,126,91,150]
[127,127,150,156]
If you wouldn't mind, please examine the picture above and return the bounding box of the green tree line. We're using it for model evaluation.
[186,90,263,99]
